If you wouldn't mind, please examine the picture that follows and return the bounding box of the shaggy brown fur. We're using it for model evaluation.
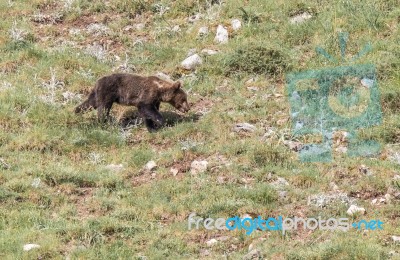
[75,73,190,131]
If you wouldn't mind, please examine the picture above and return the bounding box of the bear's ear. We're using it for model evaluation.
[172,81,181,90]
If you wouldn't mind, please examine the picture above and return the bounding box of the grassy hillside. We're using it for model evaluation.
[0,0,399,259]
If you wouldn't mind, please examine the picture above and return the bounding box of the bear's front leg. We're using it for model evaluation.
[138,103,164,132]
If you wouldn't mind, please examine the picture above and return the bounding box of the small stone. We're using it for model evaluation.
[392,236,400,243]
[170,168,179,176]
[358,165,372,175]
[214,25,229,44]
[361,78,374,88]
[233,123,256,133]
[371,198,378,205]
[347,205,366,216]
[270,177,289,189]
[247,86,259,92]
[188,13,202,23]
[31,178,41,188]
[278,190,288,199]
[135,23,145,30]
[201,49,218,56]
[385,193,391,203]
[105,164,124,172]
[171,25,181,32]
[243,249,262,260]
[206,238,218,247]
[290,12,312,24]
[231,19,242,31]
[190,160,208,175]
[284,140,303,152]
[393,174,400,180]
[197,26,209,37]
[181,54,203,70]
[155,72,173,83]
[23,244,40,251]
[145,161,157,171]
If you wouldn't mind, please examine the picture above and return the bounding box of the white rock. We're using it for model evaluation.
[135,23,145,31]
[206,238,218,247]
[197,26,209,37]
[392,236,400,243]
[105,164,124,172]
[385,193,392,203]
[145,161,157,171]
[23,244,40,251]
[31,178,41,188]
[181,54,203,70]
[214,25,229,44]
[201,49,218,56]
[190,160,208,175]
[233,123,256,133]
[171,25,181,32]
[243,249,262,260]
[347,205,366,216]
[371,198,378,205]
[170,168,179,176]
[155,72,173,83]
[231,19,242,31]
[270,177,290,188]
[290,12,312,24]
[188,13,202,23]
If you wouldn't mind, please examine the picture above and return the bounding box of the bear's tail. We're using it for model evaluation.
[75,91,96,114]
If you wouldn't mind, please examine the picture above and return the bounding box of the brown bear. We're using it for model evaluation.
[75,73,190,131]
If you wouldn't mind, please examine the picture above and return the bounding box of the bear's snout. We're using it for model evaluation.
[179,102,190,113]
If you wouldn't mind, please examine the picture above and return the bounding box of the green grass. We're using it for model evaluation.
[0,0,400,259]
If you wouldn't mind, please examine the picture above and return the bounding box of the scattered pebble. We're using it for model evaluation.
[105,164,124,172]
[347,205,366,216]
[270,177,289,189]
[31,178,41,188]
[231,19,242,31]
[247,86,259,92]
[155,72,173,83]
[233,123,257,133]
[392,236,400,243]
[214,25,229,44]
[23,244,40,251]
[201,49,218,56]
[197,26,209,37]
[181,54,203,70]
[359,165,372,176]
[308,192,355,208]
[290,12,312,24]
[361,78,374,88]
[243,249,262,260]
[188,13,202,23]
[171,25,181,33]
[170,168,179,176]
[284,140,303,152]
[144,161,157,171]
[0,158,10,169]
[206,238,218,247]
[190,160,208,175]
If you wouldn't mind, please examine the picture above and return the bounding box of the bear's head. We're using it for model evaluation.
[166,81,190,113]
